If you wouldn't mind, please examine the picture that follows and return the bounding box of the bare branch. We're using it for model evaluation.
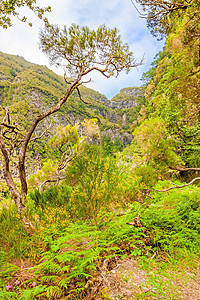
[80,78,92,85]
[18,76,81,197]
[171,166,200,172]
[76,87,90,104]
[154,177,200,192]
[130,0,147,16]
[38,177,66,192]
[39,138,85,191]
[29,122,52,142]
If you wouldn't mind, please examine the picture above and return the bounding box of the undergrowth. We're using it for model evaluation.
[0,180,199,299]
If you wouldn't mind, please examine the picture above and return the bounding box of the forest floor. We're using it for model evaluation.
[92,257,200,299]
[4,256,200,299]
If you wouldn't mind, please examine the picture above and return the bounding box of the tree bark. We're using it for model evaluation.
[0,76,81,232]
[0,136,25,213]
[18,77,81,198]
[155,177,200,192]
[171,166,200,172]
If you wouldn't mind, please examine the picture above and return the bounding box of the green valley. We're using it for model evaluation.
[0,0,200,299]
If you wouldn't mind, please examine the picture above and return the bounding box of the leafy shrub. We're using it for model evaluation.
[66,145,122,226]
[101,136,123,156]
[30,185,72,208]
[141,181,200,255]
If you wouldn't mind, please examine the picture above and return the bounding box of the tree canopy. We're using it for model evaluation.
[134,0,199,39]
[39,23,139,79]
[0,0,51,28]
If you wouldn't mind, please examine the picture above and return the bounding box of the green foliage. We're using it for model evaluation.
[18,285,47,300]
[40,23,137,78]
[102,136,123,156]
[1,3,200,297]
[0,291,18,299]
[177,122,200,168]
[133,165,157,189]
[0,181,11,203]
[139,0,200,168]
[25,183,200,298]
[28,159,59,190]
[30,185,72,208]
[49,124,80,152]
[0,0,51,28]
[0,205,29,258]
[143,181,200,255]
[133,117,183,174]
[9,68,17,77]
[66,145,121,226]
[0,177,199,299]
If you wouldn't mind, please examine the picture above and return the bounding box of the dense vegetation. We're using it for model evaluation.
[0,0,200,299]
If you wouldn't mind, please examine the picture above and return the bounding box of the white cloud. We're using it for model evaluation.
[0,0,164,98]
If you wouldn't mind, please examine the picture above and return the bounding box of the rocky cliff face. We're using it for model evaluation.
[100,87,141,109]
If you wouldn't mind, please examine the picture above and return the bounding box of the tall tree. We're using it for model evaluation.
[0,23,140,227]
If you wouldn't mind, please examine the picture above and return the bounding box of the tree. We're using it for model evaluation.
[140,0,200,167]
[28,124,84,192]
[132,0,198,39]
[134,117,182,172]
[132,0,200,187]
[0,23,140,227]
[0,0,51,28]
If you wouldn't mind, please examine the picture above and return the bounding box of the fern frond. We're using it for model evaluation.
[46,285,63,298]
[37,261,62,275]
[18,285,47,300]
[61,265,70,273]
[58,277,69,289]
[40,275,60,284]
[0,291,18,300]
[55,252,74,263]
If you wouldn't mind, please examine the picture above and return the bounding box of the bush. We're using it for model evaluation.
[66,145,122,226]
[30,185,72,209]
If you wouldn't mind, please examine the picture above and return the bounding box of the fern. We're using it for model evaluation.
[40,275,60,284]
[0,263,20,279]
[0,291,18,299]
[58,277,69,289]
[60,265,70,273]
[54,252,75,264]
[46,285,63,298]
[35,261,62,275]
[18,285,47,300]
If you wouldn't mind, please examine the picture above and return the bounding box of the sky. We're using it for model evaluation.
[0,0,165,99]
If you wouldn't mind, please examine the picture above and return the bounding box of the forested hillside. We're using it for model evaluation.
[0,51,144,181]
[0,51,143,141]
[0,0,200,299]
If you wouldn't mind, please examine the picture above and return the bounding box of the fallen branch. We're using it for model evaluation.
[171,166,200,171]
[154,177,200,192]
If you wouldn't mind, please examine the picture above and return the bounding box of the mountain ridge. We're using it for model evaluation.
[0,51,144,144]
